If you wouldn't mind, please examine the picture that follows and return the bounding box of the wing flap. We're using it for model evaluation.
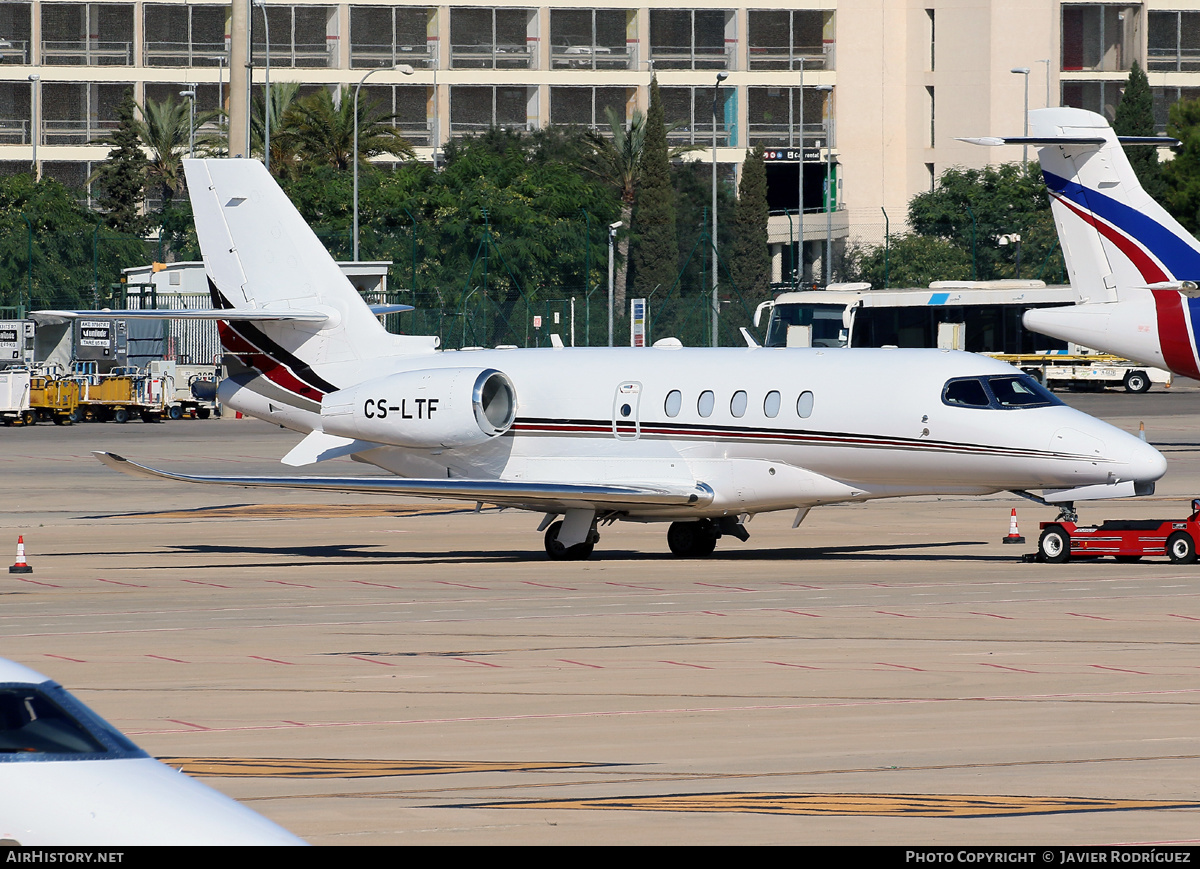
[93,452,714,511]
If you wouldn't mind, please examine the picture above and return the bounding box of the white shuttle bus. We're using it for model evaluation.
[755,281,1171,393]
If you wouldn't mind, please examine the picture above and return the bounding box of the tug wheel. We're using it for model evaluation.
[1167,531,1197,565]
[1038,525,1070,564]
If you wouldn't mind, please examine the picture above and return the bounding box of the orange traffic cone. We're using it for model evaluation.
[9,535,32,574]
[1002,508,1025,544]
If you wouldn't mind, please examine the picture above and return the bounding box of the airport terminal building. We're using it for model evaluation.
[0,1,1189,276]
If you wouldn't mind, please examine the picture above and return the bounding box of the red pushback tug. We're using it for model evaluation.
[1036,499,1200,564]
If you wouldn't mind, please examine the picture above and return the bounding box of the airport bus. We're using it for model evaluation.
[754,281,1171,393]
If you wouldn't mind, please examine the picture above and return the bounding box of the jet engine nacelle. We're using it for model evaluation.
[320,367,517,449]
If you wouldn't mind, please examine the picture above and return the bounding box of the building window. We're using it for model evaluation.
[1061,4,1141,72]
[747,10,834,71]
[549,87,628,129]
[42,3,135,66]
[350,5,432,70]
[0,3,33,65]
[144,4,227,68]
[1062,81,1124,123]
[747,86,829,148]
[926,9,935,72]
[0,82,32,144]
[926,85,935,148]
[550,10,633,70]
[1152,86,1200,134]
[361,84,431,147]
[41,81,127,144]
[450,8,537,70]
[649,9,733,71]
[450,86,534,135]
[662,86,736,146]
[251,5,337,69]
[1148,11,1200,72]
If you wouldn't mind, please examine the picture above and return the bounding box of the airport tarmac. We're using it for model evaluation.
[1,387,1198,846]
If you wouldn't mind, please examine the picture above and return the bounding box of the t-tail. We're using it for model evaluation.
[964,107,1200,378]
[185,158,435,429]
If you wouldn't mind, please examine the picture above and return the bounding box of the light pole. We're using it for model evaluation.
[608,221,622,347]
[180,89,196,157]
[814,84,833,286]
[999,233,1022,279]
[209,55,228,155]
[1011,67,1030,162]
[429,45,440,169]
[1037,58,1051,107]
[27,74,38,178]
[711,70,728,348]
[254,0,270,172]
[354,65,414,262]
[796,59,804,288]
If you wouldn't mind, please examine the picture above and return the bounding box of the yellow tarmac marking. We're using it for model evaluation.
[474,793,1200,818]
[106,504,474,520]
[159,757,603,778]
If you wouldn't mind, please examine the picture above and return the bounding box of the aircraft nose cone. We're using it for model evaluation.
[1109,430,1168,485]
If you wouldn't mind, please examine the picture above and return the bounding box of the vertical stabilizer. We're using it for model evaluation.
[1029,107,1200,298]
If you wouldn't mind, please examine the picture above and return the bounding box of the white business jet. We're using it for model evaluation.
[78,158,1165,559]
[964,106,1200,378]
[0,657,304,845]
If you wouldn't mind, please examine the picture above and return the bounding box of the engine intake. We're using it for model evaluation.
[321,367,516,449]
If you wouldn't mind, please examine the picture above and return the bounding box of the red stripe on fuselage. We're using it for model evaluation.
[216,321,327,402]
[1052,193,1170,283]
[1149,291,1200,379]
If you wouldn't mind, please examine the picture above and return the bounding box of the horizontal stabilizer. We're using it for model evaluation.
[32,309,330,323]
[93,452,715,511]
[959,135,1175,148]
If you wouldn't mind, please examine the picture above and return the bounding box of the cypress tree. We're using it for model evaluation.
[630,78,679,299]
[94,89,148,235]
[729,144,770,297]
[1114,61,1165,201]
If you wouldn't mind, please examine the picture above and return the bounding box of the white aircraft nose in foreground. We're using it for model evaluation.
[79,158,1164,559]
[0,658,304,846]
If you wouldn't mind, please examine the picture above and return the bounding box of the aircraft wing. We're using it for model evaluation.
[93,452,714,512]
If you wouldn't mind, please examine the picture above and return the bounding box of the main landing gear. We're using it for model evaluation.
[666,520,718,557]
[540,513,750,560]
[543,520,598,561]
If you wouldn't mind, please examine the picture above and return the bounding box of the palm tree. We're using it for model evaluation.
[250,81,303,179]
[278,85,415,174]
[127,96,191,206]
[588,106,645,310]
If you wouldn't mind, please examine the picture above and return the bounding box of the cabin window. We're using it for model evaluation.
[796,391,814,418]
[664,389,682,417]
[764,390,781,418]
[942,375,1061,409]
[698,390,715,417]
[730,390,748,417]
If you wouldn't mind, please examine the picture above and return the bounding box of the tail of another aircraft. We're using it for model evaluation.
[183,158,435,411]
[965,108,1200,377]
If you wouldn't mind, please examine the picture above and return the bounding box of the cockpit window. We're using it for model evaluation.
[943,378,990,408]
[942,375,1061,410]
[987,375,1059,408]
[0,682,146,762]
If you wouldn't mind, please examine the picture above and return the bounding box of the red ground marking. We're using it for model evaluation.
[701,611,728,616]
[1168,613,1200,621]
[249,655,294,665]
[452,657,502,668]
[781,583,824,589]
[15,578,61,588]
[877,662,926,671]
[696,582,755,592]
[968,612,1014,620]
[350,581,405,589]
[95,578,149,588]
[166,719,210,730]
[776,610,821,617]
[521,581,577,590]
[1091,665,1151,675]
[435,580,488,590]
[980,663,1038,674]
[44,654,85,663]
[605,582,664,591]
[558,659,604,669]
[876,610,918,618]
[146,655,189,664]
[767,661,820,669]
[1068,612,1113,621]
[181,580,231,588]
[660,660,713,669]
[267,581,316,588]
[349,656,395,666]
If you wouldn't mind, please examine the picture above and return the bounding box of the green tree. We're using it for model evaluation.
[92,89,148,236]
[587,106,645,310]
[281,85,414,174]
[1113,61,1165,201]
[846,235,973,288]
[630,78,679,300]
[250,81,303,178]
[1163,97,1200,233]
[729,144,770,297]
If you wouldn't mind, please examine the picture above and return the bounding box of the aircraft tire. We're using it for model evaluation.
[544,520,595,561]
[667,520,718,557]
[1167,531,1196,565]
[1038,525,1070,564]
[1123,370,1152,394]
